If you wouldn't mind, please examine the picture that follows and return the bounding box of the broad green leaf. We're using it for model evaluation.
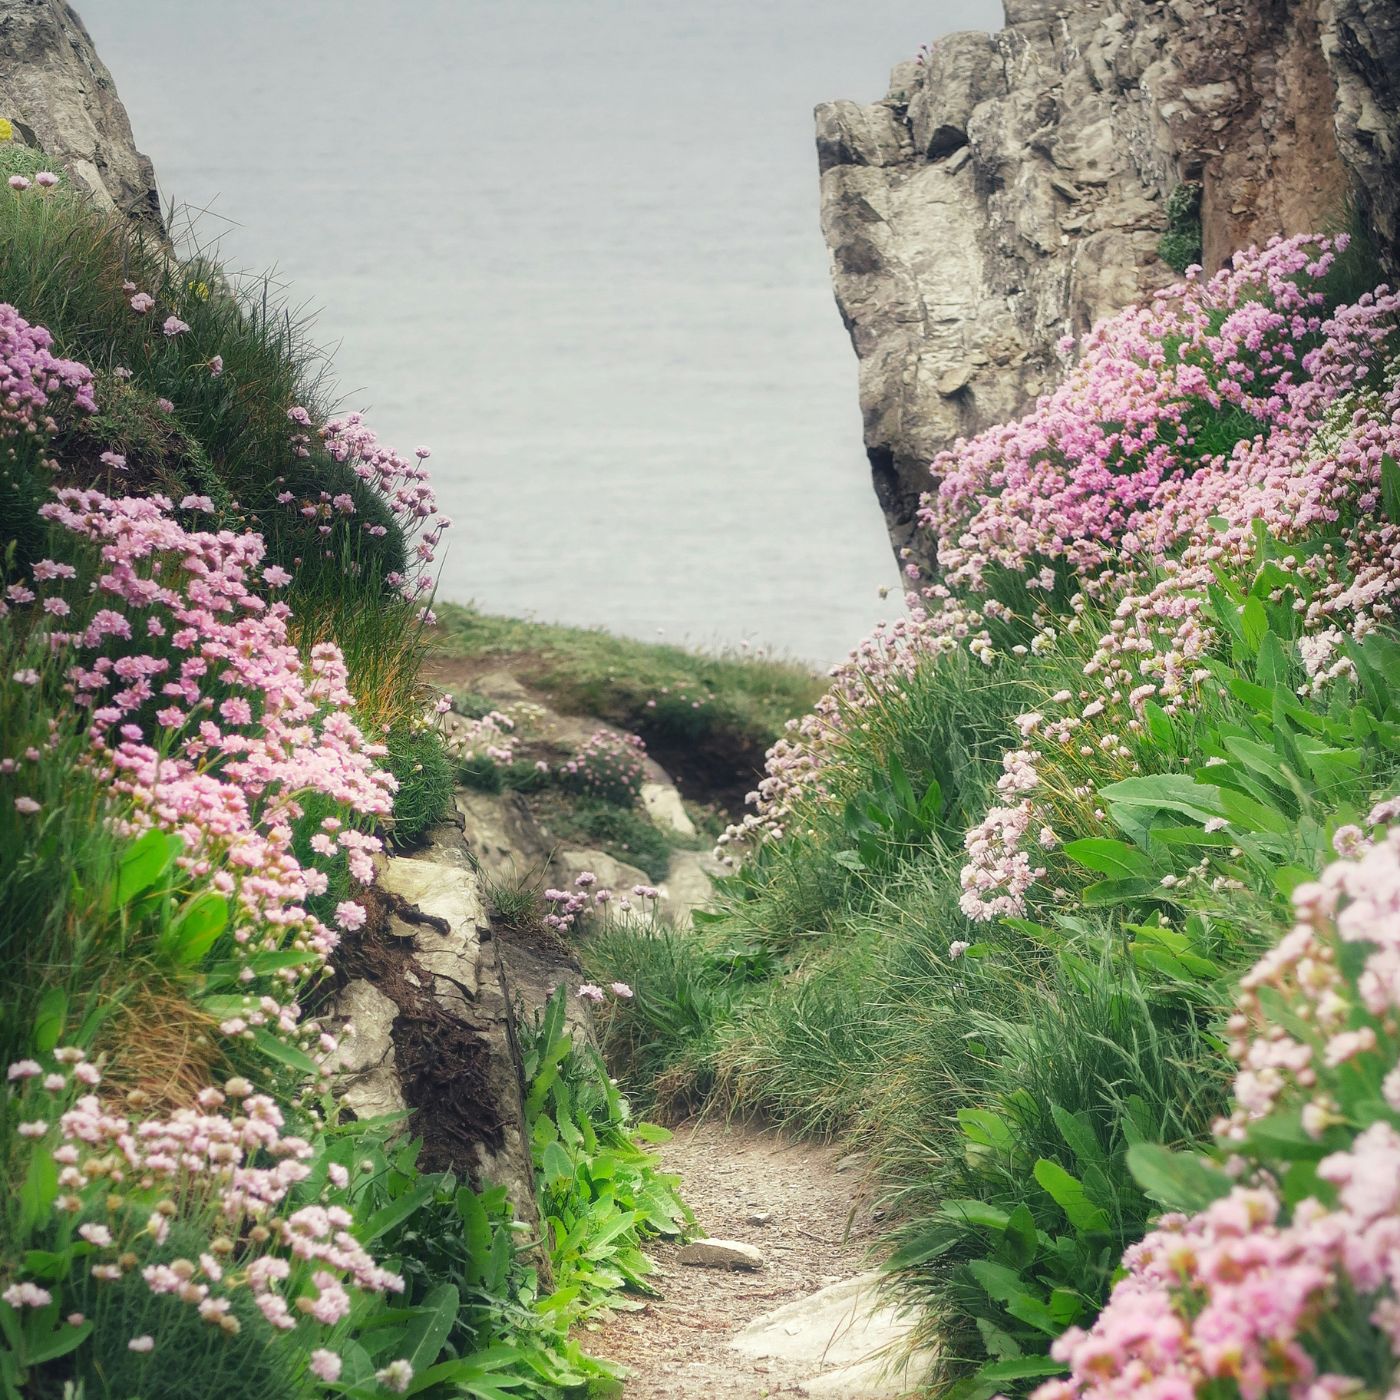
[958,1108,1014,1152]
[1100,774,1226,823]
[31,986,67,1053]
[399,1284,458,1375]
[357,1174,438,1245]
[1082,877,1163,907]
[1127,1142,1233,1211]
[1382,453,1400,522]
[542,1141,573,1187]
[1240,596,1269,653]
[166,891,229,964]
[249,1027,318,1076]
[1062,838,1157,881]
[105,829,183,913]
[1032,1159,1110,1234]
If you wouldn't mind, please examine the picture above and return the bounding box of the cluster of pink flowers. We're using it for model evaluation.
[558,728,648,804]
[447,708,518,766]
[543,873,662,933]
[1028,817,1400,1400]
[9,490,395,989]
[0,301,96,435]
[719,239,1400,917]
[307,412,449,602]
[5,1051,402,1369]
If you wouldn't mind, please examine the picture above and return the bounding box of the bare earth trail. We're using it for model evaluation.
[587,1121,931,1400]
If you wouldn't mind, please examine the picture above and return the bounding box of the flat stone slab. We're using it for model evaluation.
[678,1238,765,1271]
[731,1272,935,1396]
[380,856,485,1006]
[641,780,696,837]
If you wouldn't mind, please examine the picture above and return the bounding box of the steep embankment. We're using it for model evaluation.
[818,0,1400,565]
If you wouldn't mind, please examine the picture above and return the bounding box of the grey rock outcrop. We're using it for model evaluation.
[0,1,161,224]
[819,0,1400,566]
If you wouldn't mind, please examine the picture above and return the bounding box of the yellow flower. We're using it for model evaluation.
[186,279,210,301]
[0,119,13,142]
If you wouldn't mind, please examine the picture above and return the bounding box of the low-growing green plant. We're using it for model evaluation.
[385,723,454,849]
[521,988,691,1309]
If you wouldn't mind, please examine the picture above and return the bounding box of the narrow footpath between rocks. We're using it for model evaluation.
[586,1121,933,1400]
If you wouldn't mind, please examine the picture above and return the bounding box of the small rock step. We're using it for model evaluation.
[678,1238,766,1271]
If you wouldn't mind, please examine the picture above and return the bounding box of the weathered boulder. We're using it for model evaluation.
[819,0,1400,567]
[0,0,161,224]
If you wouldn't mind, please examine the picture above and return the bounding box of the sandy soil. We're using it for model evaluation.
[585,1119,883,1399]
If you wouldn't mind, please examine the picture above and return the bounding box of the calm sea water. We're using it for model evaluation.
[78,0,1001,664]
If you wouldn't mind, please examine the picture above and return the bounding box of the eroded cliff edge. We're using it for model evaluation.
[818,0,1400,565]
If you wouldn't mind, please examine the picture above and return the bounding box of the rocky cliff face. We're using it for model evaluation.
[0,0,160,223]
[818,0,1400,566]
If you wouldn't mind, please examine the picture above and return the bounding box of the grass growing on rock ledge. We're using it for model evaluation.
[584,232,1400,1399]
[429,602,823,810]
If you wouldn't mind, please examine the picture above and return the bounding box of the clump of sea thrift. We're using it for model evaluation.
[1027,818,1400,1400]
[15,489,395,998]
[716,237,1400,919]
[4,1051,402,1374]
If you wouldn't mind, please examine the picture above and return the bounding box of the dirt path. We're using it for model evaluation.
[588,1120,887,1399]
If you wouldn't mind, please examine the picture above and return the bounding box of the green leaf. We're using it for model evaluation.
[357,1174,439,1245]
[1082,877,1163,908]
[1127,1142,1233,1211]
[19,1147,58,1235]
[938,1200,1011,1233]
[1062,838,1158,881]
[1052,1105,1107,1174]
[165,891,229,964]
[1382,453,1400,523]
[958,1108,1014,1152]
[1240,596,1269,653]
[1101,774,1226,823]
[972,1355,1068,1386]
[633,1122,672,1144]
[249,1027,318,1076]
[1032,1159,1110,1235]
[542,1141,573,1187]
[105,829,183,913]
[31,986,67,1053]
[399,1284,458,1375]
[24,1317,94,1367]
[967,1260,1057,1335]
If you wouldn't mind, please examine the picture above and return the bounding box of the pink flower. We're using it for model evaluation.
[2,1283,52,1308]
[33,171,58,188]
[7,175,29,191]
[334,900,367,932]
[610,982,633,999]
[208,354,223,376]
[99,450,127,471]
[577,984,605,1003]
[129,292,154,313]
[310,1350,342,1382]
[262,564,292,587]
[14,797,40,815]
[127,1336,154,1353]
[162,315,190,338]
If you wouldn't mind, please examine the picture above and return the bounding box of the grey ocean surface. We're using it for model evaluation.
[78,0,1001,664]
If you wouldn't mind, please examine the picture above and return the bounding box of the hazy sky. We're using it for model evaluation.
[77,0,1005,661]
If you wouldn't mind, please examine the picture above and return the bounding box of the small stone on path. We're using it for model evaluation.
[677,1238,765,1271]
